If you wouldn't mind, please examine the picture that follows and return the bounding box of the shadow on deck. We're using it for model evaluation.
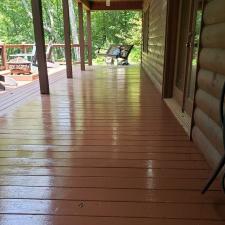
[0,65,224,225]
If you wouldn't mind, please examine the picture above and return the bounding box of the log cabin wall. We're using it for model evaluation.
[192,0,225,168]
[142,0,225,168]
[142,0,167,92]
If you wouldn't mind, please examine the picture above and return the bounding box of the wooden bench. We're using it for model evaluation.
[98,45,134,65]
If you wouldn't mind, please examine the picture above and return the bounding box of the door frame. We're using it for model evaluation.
[190,0,206,138]
[162,0,180,98]
[174,0,194,114]
[163,0,205,134]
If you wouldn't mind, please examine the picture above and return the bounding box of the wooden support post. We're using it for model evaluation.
[62,0,73,78]
[79,0,90,10]
[3,45,7,70]
[78,2,85,71]
[86,10,92,66]
[0,42,7,70]
[22,42,27,53]
[31,0,49,94]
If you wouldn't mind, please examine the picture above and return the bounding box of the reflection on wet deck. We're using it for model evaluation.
[0,65,224,225]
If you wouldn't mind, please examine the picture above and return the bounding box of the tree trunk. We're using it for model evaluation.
[68,0,80,60]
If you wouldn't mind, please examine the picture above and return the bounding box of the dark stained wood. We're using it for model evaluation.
[78,0,91,10]
[31,0,49,94]
[142,4,149,53]
[0,65,224,224]
[62,0,73,78]
[162,0,180,98]
[86,10,92,66]
[78,2,85,71]
[0,42,7,70]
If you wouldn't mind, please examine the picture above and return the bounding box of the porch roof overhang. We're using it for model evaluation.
[78,0,143,11]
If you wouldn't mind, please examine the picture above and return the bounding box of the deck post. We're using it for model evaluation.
[31,0,50,94]
[0,42,7,70]
[86,10,92,66]
[78,2,85,71]
[62,0,73,79]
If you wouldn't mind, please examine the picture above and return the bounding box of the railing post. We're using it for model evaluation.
[31,0,50,94]
[86,10,92,66]
[21,42,27,53]
[78,2,85,71]
[62,0,73,78]
[0,42,7,70]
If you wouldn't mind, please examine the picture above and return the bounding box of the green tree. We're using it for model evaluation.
[0,1,142,63]
[91,10,142,63]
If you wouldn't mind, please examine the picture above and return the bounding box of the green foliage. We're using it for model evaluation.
[0,0,34,43]
[93,57,105,65]
[91,11,142,63]
[0,1,142,63]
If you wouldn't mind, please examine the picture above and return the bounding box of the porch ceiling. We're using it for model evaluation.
[78,0,143,11]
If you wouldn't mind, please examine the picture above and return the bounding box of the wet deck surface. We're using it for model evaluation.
[0,65,224,224]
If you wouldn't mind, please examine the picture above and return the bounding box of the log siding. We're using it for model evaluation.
[192,0,225,167]
[142,0,167,92]
[142,0,225,168]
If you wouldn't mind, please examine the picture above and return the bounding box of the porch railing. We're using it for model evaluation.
[3,43,88,65]
[6,43,81,52]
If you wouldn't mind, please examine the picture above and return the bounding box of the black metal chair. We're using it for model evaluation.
[98,45,134,65]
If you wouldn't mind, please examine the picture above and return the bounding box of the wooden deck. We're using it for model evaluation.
[0,65,224,225]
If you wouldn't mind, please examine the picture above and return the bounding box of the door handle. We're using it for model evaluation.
[186,42,192,48]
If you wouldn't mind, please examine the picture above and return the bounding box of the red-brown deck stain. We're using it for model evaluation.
[0,65,224,225]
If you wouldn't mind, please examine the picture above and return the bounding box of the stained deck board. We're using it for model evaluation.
[0,65,224,224]
[0,145,199,154]
[0,175,220,190]
[0,199,224,220]
[0,150,203,160]
[0,68,66,113]
[0,159,209,170]
[0,166,211,178]
[0,216,224,225]
[0,186,223,203]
